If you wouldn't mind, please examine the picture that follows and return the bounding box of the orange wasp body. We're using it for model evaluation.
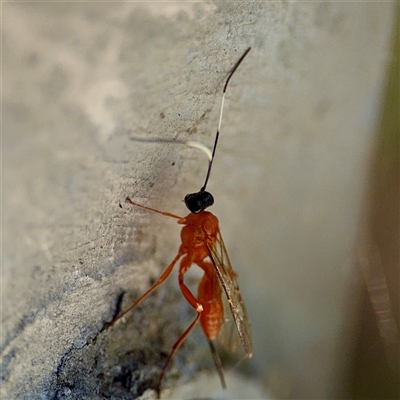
[108,47,253,397]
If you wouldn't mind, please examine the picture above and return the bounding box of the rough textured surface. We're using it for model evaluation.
[2,2,395,399]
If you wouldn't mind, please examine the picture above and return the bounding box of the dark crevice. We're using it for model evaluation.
[54,347,75,399]
[100,291,126,332]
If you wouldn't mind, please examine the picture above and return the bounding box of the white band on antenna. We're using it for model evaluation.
[185,141,213,162]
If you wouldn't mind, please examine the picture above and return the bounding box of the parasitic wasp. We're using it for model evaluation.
[107,47,252,398]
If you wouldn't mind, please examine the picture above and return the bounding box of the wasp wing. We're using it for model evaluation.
[206,229,253,358]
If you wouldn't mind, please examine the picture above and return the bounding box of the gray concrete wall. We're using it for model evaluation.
[2,2,395,399]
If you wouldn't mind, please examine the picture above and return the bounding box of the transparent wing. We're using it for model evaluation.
[217,292,245,356]
[206,229,253,358]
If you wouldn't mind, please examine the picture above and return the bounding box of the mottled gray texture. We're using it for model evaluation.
[2,2,395,399]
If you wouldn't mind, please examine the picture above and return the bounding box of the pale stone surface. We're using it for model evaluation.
[2,2,395,399]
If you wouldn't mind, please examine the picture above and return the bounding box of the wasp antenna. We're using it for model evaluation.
[200,47,251,193]
[185,141,212,162]
[183,47,251,214]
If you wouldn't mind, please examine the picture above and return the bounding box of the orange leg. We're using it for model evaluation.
[125,196,184,220]
[179,257,205,313]
[156,257,204,397]
[106,251,183,327]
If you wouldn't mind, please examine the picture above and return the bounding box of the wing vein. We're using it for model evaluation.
[206,229,253,357]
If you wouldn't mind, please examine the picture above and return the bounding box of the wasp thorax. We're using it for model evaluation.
[184,191,214,213]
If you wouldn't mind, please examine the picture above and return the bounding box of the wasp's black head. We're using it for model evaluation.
[184,191,214,214]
